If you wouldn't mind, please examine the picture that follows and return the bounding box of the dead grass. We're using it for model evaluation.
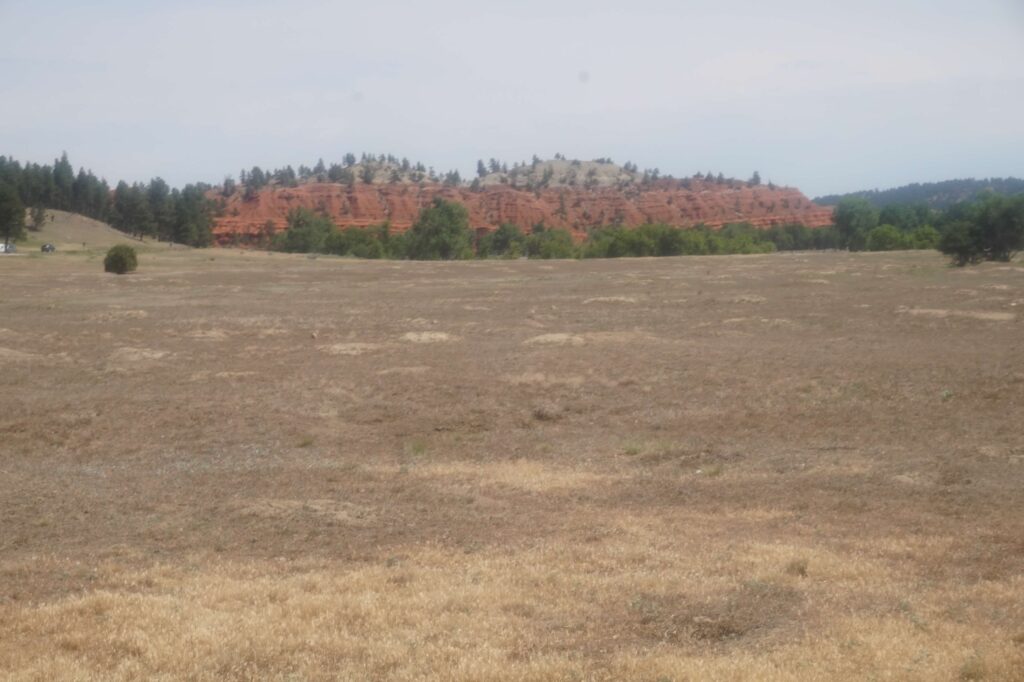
[1,248,1022,680]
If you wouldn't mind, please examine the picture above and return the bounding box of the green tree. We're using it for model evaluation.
[172,185,215,247]
[0,184,25,248]
[324,225,388,258]
[907,225,940,249]
[865,224,907,251]
[938,221,983,266]
[478,223,525,258]
[29,205,47,231]
[972,193,1024,261]
[122,183,155,238]
[878,203,925,232]
[833,198,878,251]
[147,178,174,241]
[404,198,473,260]
[52,152,74,209]
[526,227,576,259]
[272,207,335,253]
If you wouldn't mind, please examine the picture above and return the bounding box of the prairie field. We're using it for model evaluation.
[1,243,1022,680]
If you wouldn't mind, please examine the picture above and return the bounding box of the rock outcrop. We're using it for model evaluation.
[211,177,833,244]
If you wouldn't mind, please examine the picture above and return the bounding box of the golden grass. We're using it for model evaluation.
[3,519,1021,680]
[417,459,609,492]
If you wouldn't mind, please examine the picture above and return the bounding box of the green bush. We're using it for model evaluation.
[324,224,389,258]
[937,194,1024,265]
[404,198,474,260]
[478,223,526,258]
[104,244,138,274]
[938,221,983,266]
[272,207,335,253]
[907,225,940,249]
[525,227,577,259]
[865,224,907,251]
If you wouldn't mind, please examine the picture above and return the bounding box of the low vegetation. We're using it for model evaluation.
[266,192,1022,264]
[832,192,1022,264]
[2,249,1022,680]
[103,244,138,274]
[937,193,1024,265]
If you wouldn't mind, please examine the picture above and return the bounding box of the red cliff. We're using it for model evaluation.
[211,177,833,244]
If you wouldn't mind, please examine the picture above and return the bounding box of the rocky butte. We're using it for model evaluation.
[210,158,834,244]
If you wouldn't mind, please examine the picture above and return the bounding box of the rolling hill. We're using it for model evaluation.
[18,210,182,252]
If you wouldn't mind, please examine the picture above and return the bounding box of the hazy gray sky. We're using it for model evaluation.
[1,0,1022,197]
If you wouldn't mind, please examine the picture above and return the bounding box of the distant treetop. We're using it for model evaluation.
[815,177,1024,209]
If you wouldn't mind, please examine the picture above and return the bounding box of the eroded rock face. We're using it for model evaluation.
[211,179,833,244]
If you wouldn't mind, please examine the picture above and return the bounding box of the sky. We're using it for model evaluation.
[1,0,1022,198]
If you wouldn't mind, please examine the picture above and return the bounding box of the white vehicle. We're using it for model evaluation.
[0,243,16,254]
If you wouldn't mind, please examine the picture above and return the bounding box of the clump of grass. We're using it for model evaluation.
[897,600,929,631]
[532,403,561,422]
[941,389,954,402]
[959,656,986,680]
[404,438,427,457]
[703,464,724,477]
[297,436,314,448]
[785,558,808,578]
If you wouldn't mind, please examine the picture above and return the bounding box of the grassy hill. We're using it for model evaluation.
[17,210,184,254]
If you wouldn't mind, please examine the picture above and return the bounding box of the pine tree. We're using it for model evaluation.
[0,183,25,248]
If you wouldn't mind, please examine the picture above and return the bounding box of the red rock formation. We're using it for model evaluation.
[211,179,833,244]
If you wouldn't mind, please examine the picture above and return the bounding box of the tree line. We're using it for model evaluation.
[2,152,1019,264]
[267,193,1021,265]
[264,198,840,260]
[0,153,110,222]
[107,179,217,246]
[832,193,1023,265]
[815,177,1024,209]
[0,152,219,247]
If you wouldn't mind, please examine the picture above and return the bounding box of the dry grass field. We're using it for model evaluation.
[1,237,1022,680]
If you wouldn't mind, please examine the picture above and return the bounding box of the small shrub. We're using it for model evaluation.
[703,463,724,477]
[404,438,428,457]
[103,245,138,274]
[785,558,809,577]
[532,402,562,421]
[959,656,986,680]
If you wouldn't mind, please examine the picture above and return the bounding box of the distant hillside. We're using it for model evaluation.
[211,161,834,245]
[20,209,181,252]
[3,151,834,248]
[814,177,1024,209]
